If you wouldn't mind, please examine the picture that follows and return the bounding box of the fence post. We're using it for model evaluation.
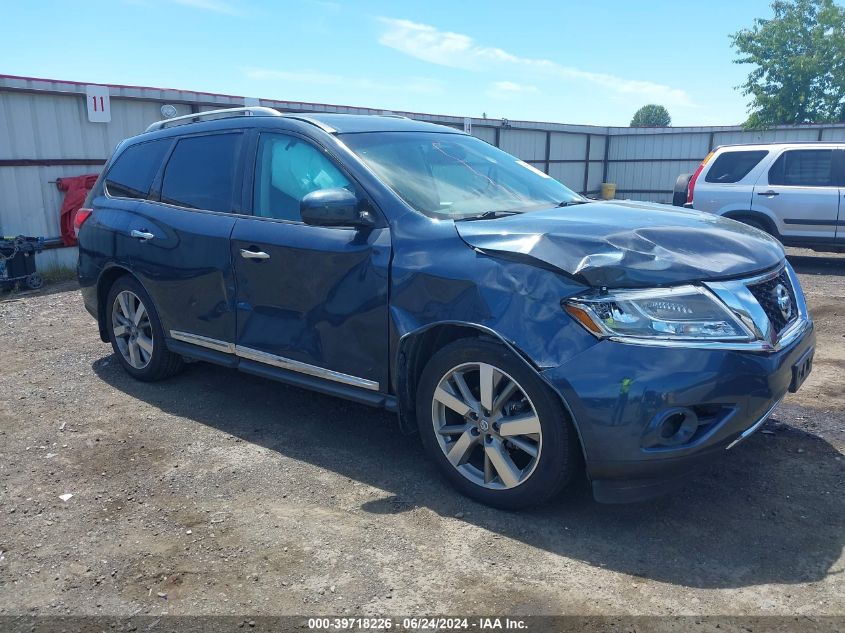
[544,131,551,175]
[582,134,591,194]
[602,134,610,184]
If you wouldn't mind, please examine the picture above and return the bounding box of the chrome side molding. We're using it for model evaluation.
[726,398,782,450]
[168,330,379,391]
[234,346,379,390]
[170,330,235,354]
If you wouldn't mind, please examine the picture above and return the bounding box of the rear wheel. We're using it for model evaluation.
[106,276,183,381]
[416,339,579,509]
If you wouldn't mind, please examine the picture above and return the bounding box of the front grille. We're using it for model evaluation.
[747,268,797,335]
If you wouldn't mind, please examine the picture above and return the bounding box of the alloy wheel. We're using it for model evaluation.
[111,290,154,369]
[431,362,542,490]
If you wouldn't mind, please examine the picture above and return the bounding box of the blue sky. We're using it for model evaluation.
[2,0,778,126]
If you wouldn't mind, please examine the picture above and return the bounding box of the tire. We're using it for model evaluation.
[737,217,769,234]
[105,275,183,382]
[672,173,692,207]
[26,272,43,289]
[416,339,579,510]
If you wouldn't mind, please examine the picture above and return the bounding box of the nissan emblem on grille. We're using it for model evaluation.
[774,283,793,321]
[746,268,798,335]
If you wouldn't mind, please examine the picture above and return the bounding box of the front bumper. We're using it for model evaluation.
[542,318,815,503]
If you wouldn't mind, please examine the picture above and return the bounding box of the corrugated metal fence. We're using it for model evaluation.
[2,74,845,270]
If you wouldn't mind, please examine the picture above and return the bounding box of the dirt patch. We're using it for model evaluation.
[0,250,843,617]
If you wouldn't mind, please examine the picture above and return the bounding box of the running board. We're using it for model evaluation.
[167,331,395,411]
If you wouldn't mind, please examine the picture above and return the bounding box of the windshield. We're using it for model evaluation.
[341,132,583,219]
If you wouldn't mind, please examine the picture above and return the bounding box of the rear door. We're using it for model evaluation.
[752,148,840,242]
[98,138,173,273]
[231,130,390,391]
[129,130,245,348]
[694,148,769,214]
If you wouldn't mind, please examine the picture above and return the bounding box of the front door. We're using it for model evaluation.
[231,131,390,391]
[752,148,840,243]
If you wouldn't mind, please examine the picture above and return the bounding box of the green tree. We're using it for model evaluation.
[731,0,845,128]
[630,104,671,127]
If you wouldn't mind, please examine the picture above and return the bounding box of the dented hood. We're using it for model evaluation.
[455,200,785,288]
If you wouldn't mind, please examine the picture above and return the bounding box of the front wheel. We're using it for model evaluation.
[416,339,579,509]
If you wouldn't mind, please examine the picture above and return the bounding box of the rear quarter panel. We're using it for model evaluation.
[77,194,140,317]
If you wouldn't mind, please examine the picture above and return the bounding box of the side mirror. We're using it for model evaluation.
[300,188,373,228]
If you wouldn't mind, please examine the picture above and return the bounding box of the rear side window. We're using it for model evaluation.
[768,149,834,187]
[704,150,768,183]
[161,133,242,212]
[105,139,170,199]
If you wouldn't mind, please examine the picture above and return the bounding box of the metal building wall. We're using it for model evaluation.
[605,124,845,203]
[0,87,193,269]
[2,74,845,272]
[0,74,611,273]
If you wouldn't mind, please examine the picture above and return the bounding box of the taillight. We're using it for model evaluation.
[74,208,93,237]
[686,151,714,205]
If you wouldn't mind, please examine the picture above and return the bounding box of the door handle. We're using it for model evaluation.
[756,190,779,197]
[130,229,155,241]
[240,248,270,260]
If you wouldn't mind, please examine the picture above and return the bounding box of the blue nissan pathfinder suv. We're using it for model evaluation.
[76,107,815,508]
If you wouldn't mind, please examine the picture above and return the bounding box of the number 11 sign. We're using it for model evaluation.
[85,85,111,123]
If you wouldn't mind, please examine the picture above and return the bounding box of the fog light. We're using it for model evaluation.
[643,407,700,448]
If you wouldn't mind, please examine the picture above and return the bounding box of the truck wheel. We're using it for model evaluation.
[105,276,183,382]
[416,339,579,509]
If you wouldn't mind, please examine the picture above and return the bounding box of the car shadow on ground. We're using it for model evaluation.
[787,252,845,277]
[92,357,844,591]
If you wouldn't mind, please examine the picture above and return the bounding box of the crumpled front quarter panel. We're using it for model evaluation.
[389,216,597,370]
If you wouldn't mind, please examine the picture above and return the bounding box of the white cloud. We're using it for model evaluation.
[488,81,538,100]
[173,0,237,14]
[492,81,537,93]
[377,17,693,108]
[244,67,443,95]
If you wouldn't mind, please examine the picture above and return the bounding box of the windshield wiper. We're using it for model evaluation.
[557,199,589,207]
[454,210,521,221]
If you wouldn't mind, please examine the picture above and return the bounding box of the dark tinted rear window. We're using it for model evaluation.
[105,139,170,199]
[704,150,768,183]
[161,133,242,212]
[768,149,834,186]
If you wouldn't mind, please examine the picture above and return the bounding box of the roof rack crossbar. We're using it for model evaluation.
[145,106,282,132]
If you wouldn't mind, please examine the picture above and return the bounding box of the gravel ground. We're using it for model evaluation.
[0,248,843,618]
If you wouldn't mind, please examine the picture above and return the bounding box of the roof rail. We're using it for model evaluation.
[145,106,282,132]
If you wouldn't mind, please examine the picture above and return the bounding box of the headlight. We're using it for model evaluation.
[563,285,753,341]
